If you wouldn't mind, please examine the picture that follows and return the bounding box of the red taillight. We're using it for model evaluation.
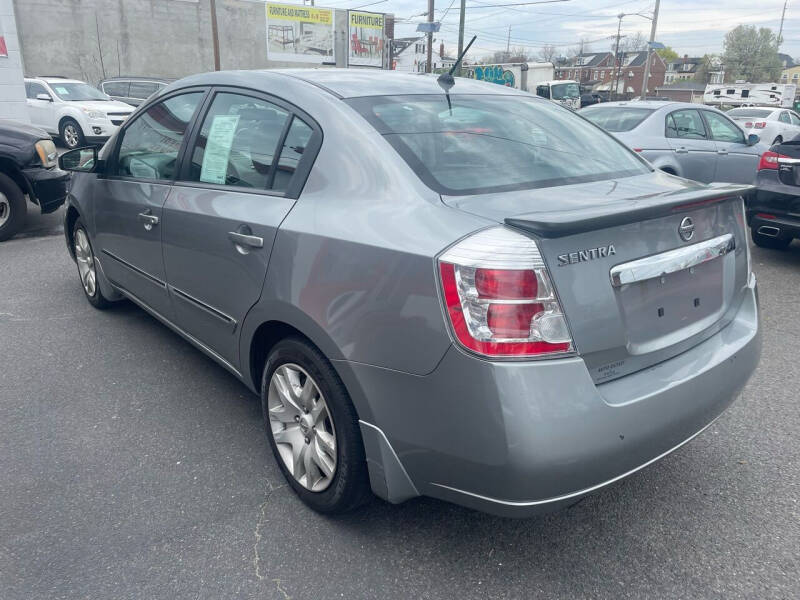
[475,268,537,299]
[633,148,643,153]
[756,212,776,219]
[744,121,753,128]
[758,150,788,170]
[754,122,767,129]
[438,228,573,359]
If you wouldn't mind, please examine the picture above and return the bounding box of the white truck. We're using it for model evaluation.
[465,63,581,109]
[703,83,797,108]
[533,79,581,110]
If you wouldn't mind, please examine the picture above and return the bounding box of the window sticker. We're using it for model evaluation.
[54,86,68,95]
[200,115,239,184]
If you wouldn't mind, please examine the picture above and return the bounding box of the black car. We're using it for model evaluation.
[749,139,800,249]
[98,77,173,107]
[0,119,70,241]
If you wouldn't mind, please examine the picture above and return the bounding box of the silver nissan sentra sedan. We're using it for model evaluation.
[58,70,761,516]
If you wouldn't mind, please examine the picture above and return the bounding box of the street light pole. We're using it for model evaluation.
[210,0,221,71]
[611,13,623,100]
[641,0,660,98]
[456,0,466,76]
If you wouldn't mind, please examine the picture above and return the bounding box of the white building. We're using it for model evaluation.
[392,37,454,73]
[0,0,28,122]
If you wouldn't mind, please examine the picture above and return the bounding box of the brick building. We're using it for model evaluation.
[555,50,666,98]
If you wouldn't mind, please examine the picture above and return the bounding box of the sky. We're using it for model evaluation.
[340,0,800,62]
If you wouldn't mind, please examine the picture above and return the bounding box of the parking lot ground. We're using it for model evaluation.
[1,232,799,600]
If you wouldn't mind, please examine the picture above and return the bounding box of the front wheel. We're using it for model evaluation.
[72,218,113,308]
[751,227,791,250]
[261,337,371,514]
[0,172,26,242]
[60,118,85,149]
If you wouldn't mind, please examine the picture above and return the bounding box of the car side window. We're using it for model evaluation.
[187,92,290,189]
[272,117,313,192]
[665,109,707,140]
[103,81,130,97]
[129,81,159,100]
[791,112,800,126]
[26,82,49,99]
[702,111,746,143]
[115,92,204,181]
[779,111,792,124]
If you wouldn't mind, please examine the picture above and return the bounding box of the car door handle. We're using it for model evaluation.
[674,147,689,154]
[717,150,728,155]
[228,231,263,249]
[137,211,159,231]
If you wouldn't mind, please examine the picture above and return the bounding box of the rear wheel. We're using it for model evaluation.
[60,118,85,149]
[772,136,783,145]
[261,337,371,514]
[751,226,791,249]
[0,172,26,242]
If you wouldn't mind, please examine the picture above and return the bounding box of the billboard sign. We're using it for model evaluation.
[266,2,334,64]
[348,10,385,67]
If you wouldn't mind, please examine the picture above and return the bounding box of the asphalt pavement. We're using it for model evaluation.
[1,227,798,600]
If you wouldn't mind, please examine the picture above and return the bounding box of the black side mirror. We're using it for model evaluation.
[59,147,102,173]
[747,133,760,146]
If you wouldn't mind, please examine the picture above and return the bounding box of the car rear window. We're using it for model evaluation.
[581,106,655,132]
[346,94,649,196]
[727,108,772,118]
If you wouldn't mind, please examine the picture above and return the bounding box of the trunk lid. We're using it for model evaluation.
[442,172,753,382]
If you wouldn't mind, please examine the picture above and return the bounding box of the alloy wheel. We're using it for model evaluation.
[0,193,9,228]
[64,124,79,148]
[74,228,97,297]
[267,363,337,492]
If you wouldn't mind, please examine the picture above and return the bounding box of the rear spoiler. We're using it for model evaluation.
[505,183,754,238]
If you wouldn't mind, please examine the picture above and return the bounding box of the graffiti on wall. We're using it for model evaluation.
[469,65,515,87]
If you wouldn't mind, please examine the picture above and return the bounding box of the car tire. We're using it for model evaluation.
[751,227,791,250]
[0,172,26,242]
[72,218,113,308]
[772,136,783,145]
[261,337,371,514]
[60,118,85,150]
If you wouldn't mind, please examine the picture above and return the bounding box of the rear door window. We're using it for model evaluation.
[702,111,745,143]
[582,107,654,132]
[780,111,792,124]
[791,112,800,126]
[186,92,290,189]
[273,118,313,192]
[666,109,707,139]
[115,92,204,180]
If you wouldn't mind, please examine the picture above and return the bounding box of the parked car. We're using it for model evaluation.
[725,106,800,146]
[580,93,603,107]
[747,139,800,249]
[58,70,761,517]
[24,76,134,149]
[98,77,173,107]
[581,101,767,184]
[0,118,69,241]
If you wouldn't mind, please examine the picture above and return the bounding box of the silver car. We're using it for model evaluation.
[581,101,767,184]
[726,106,800,146]
[58,70,761,516]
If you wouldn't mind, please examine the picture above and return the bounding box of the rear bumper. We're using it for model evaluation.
[22,166,70,214]
[341,276,760,517]
[747,186,800,238]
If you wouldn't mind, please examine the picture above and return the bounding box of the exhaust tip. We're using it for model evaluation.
[757,225,781,237]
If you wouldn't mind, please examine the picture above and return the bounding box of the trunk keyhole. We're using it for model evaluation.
[657,307,665,318]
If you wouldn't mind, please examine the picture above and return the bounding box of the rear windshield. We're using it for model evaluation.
[727,108,772,118]
[581,106,654,132]
[346,94,649,196]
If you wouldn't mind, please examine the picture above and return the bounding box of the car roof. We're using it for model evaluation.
[170,69,533,99]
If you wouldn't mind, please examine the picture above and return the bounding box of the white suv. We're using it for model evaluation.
[24,77,134,149]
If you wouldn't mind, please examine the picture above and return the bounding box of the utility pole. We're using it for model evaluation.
[611,13,624,101]
[456,0,466,76]
[778,0,789,47]
[641,0,660,98]
[506,25,511,59]
[426,0,434,73]
[210,0,221,71]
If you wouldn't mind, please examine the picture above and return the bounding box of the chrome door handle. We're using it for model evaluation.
[674,147,689,154]
[137,211,159,231]
[228,231,264,249]
[717,150,728,155]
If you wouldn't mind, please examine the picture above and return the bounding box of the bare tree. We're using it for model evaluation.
[620,31,648,54]
[538,44,557,64]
